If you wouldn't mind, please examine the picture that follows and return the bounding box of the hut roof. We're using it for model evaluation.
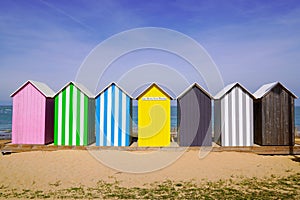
[135,83,174,100]
[55,81,94,98]
[214,82,255,100]
[95,82,133,99]
[253,82,298,99]
[11,80,55,98]
[177,82,213,99]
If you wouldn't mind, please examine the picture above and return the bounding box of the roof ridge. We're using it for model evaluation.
[11,80,55,98]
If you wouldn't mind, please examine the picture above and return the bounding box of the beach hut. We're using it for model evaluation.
[214,83,254,146]
[54,82,95,146]
[177,83,213,146]
[11,80,55,144]
[95,83,132,146]
[137,83,172,147]
[253,82,297,146]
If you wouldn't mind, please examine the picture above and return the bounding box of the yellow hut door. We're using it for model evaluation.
[138,85,171,147]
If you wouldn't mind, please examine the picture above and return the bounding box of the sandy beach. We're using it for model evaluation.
[1,149,300,191]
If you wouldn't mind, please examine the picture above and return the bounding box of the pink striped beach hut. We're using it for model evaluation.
[11,80,55,144]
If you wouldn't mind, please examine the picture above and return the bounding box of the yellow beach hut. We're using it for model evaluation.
[137,83,172,147]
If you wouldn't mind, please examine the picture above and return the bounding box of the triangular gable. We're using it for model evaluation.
[54,81,94,98]
[136,83,173,100]
[95,82,133,99]
[214,82,255,100]
[11,80,55,98]
[254,82,298,99]
[177,82,213,100]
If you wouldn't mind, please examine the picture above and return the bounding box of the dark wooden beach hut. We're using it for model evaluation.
[177,83,213,146]
[253,82,297,146]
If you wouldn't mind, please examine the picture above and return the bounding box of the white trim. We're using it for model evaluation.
[114,87,119,146]
[65,86,70,145]
[214,82,254,100]
[99,94,104,146]
[11,80,55,98]
[224,95,229,146]
[220,99,224,145]
[214,82,237,100]
[95,82,133,99]
[72,87,77,146]
[231,89,236,146]
[253,82,298,99]
[238,89,243,146]
[176,82,213,99]
[107,87,112,146]
[54,82,94,99]
[80,93,85,145]
[246,95,251,146]
[122,92,127,146]
[135,82,174,99]
[57,93,62,145]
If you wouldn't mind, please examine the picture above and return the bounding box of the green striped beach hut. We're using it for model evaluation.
[54,82,95,146]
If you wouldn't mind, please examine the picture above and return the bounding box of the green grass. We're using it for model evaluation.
[0,173,300,199]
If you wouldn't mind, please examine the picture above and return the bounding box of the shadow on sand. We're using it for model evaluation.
[291,155,300,163]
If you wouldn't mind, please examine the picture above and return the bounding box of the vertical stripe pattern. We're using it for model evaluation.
[220,87,253,146]
[72,87,77,145]
[224,95,229,146]
[95,84,131,146]
[54,84,93,146]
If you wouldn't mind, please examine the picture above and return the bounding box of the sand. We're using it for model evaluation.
[0,149,300,190]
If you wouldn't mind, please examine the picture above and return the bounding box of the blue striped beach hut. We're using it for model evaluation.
[95,83,132,146]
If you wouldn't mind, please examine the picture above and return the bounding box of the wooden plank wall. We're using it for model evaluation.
[213,99,222,145]
[54,84,95,146]
[44,98,54,144]
[214,86,253,146]
[138,85,170,147]
[12,83,47,144]
[254,101,262,145]
[88,98,95,145]
[95,84,132,146]
[254,85,295,146]
[177,87,212,146]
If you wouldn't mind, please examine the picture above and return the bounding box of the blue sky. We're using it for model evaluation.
[0,0,300,105]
